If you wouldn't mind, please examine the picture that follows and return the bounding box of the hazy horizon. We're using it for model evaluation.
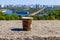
[0,0,60,5]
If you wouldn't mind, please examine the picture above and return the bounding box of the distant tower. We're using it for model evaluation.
[35,4,40,8]
[0,5,1,9]
[36,4,37,8]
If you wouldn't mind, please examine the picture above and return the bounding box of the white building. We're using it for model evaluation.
[1,4,5,8]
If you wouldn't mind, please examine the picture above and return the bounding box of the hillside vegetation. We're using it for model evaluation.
[0,8,60,20]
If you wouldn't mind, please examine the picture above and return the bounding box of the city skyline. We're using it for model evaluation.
[0,0,60,5]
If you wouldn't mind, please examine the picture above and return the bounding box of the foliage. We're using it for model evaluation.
[28,8,60,20]
[0,8,60,20]
[0,12,21,20]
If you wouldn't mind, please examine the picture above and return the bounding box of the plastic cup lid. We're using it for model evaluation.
[22,17,33,19]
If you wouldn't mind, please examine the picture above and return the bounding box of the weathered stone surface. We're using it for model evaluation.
[32,36,45,40]
[0,20,60,40]
[24,37,32,40]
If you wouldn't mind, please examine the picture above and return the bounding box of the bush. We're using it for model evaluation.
[5,14,21,20]
[0,13,6,20]
[0,16,6,20]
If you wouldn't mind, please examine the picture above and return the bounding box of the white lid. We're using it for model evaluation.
[22,17,33,19]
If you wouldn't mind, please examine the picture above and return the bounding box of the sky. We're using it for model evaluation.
[0,0,60,5]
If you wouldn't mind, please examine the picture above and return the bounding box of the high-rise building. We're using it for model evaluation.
[0,5,1,9]
[35,4,40,8]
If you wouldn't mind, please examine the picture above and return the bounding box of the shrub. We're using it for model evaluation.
[5,14,20,20]
[0,16,6,20]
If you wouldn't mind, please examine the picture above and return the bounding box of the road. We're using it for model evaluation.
[29,7,46,16]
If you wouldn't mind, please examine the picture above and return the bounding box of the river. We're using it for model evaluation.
[2,9,46,16]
